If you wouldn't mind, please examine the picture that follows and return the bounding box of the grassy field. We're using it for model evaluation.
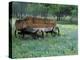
[12,24,78,58]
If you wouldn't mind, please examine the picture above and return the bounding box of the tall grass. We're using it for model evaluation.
[12,24,78,58]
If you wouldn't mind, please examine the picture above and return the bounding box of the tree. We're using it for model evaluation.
[11,1,78,23]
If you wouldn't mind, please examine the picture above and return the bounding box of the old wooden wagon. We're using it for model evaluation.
[15,16,60,38]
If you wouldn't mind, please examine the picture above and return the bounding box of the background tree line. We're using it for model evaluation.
[12,2,78,24]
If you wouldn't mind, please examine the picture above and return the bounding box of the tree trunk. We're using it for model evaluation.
[57,13,60,21]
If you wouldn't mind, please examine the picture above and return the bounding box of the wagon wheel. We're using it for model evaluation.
[15,30,22,38]
[15,30,17,38]
[41,30,44,38]
[32,29,39,39]
[52,26,60,36]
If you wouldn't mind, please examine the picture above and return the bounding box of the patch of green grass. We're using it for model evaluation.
[12,24,78,58]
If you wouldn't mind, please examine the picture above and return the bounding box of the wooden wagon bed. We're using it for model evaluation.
[15,16,56,31]
[15,16,60,38]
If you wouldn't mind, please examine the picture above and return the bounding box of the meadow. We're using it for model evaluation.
[12,24,78,58]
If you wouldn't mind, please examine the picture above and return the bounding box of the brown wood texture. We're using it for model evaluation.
[15,16,56,30]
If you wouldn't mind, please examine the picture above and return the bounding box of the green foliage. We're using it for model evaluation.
[10,2,78,23]
[11,2,78,19]
[12,24,78,58]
